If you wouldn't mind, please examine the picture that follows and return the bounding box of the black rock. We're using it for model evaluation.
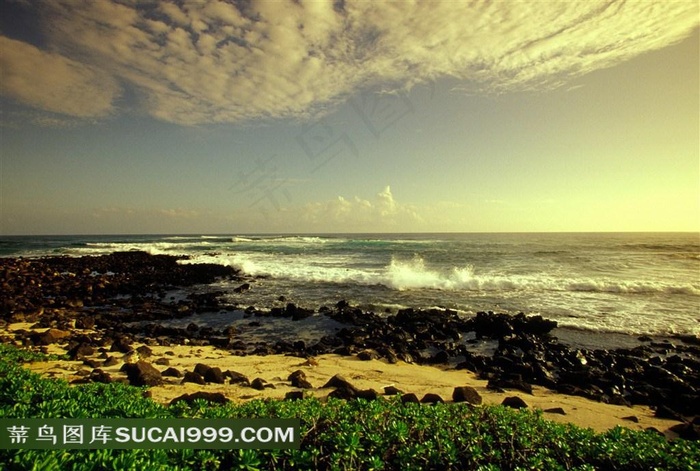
[501,396,528,409]
[182,371,206,385]
[452,386,483,405]
[251,378,271,390]
[288,370,313,389]
[357,349,380,361]
[401,393,420,404]
[83,359,102,369]
[544,407,566,415]
[170,392,230,406]
[102,356,119,367]
[668,423,700,440]
[420,393,444,404]
[322,374,359,394]
[67,343,96,360]
[204,367,226,384]
[161,367,183,378]
[285,391,305,401]
[89,369,112,384]
[135,345,153,358]
[121,361,163,387]
[226,370,250,385]
[384,386,404,396]
[233,283,250,293]
[194,363,212,377]
[110,335,133,353]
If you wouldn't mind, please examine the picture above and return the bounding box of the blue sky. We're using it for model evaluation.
[1,0,698,234]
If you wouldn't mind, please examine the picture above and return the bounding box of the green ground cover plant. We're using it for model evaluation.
[0,343,698,470]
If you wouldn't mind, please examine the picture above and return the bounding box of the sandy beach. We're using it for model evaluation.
[4,322,683,438]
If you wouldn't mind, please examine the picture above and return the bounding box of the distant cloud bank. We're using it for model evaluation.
[1,0,697,125]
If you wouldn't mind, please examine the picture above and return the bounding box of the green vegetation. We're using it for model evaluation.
[0,343,698,470]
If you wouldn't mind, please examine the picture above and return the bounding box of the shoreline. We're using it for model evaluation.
[1,251,698,440]
[1,322,685,437]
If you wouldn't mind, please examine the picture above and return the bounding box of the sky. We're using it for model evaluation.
[0,0,698,235]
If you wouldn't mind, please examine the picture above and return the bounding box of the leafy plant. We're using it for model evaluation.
[1,343,698,470]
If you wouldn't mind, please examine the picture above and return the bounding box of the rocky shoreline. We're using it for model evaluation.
[1,251,698,439]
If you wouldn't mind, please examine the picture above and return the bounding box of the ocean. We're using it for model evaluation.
[2,232,698,342]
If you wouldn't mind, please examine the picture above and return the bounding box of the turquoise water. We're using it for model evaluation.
[2,232,698,336]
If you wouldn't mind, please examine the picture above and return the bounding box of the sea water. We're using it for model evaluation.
[1,233,698,338]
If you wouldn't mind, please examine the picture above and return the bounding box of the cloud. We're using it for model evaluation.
[1,0,697,125]
[297,185,423,230]
[0,36,120,118]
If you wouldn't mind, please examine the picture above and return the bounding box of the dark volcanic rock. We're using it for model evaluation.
[121,361,163,387]
[322,374,359,393]
[285,391,305,401]
[401,393,420,404]
[420,393,444,404]
[135,345,153,359]
[110,336,133,354]
[102,356,119,367]
[288,370,313,389]
[384,386,404,396]
[357,349,380,361]
[668,422,700,440]
[182,371,206,385]
[88,369,112,384]
[501,396,529,409]
[161,367,183,378]
[544,407,567,415]
[170,392,230,406]
[452,386,482,405]
[67,343,96,360]
[32,329,70,346]
[194,363,212,377]
[226,370,250,385]
[251,378,271,390]
[203,366,226,384]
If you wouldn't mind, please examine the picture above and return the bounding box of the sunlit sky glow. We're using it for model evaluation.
[1,0,698,235]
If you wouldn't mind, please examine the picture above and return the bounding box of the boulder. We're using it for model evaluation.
[182,371,206,385]
[67,343,96,360]
[170,392,230,406]
[251,378,272,390]
[194,363,212,377]
[357,349,380,361]
[102,356,119,367]
[322,374,359,394]
[288,370,313,389]
[135,345,153,359]
[226,370,250,385]
[501,396,528,409]
[452,386,482,405]
[384,386,404,396]
[401,393,420,404]
[88,369,112,384]
[420,393,444,404]
[204,367,226,384]
[161,367,183,378]
[121,361,163,387]
[285,391,305,401]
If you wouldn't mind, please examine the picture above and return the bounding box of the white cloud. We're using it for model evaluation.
[0,36,120,118]
[291,185,423,231]
[1,0,697,124]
